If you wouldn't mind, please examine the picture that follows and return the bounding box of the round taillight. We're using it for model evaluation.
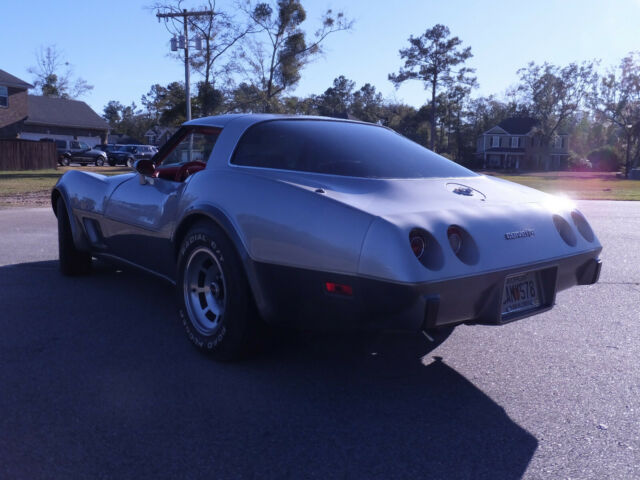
[447,226,463,254]
[552,214,577,247]
[571,210,595,242]
[410,234,426,259]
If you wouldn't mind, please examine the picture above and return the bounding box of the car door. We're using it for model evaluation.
[77,142,92,161]
[69,141,83,161]
[101,127,221,277]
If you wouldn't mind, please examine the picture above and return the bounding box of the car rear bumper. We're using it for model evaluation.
[253,249,602,331]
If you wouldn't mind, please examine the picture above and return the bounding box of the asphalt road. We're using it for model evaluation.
[0,201,638,479]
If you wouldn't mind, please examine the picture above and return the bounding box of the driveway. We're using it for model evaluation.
[0,201,638,479]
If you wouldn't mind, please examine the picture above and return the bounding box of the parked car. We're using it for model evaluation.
[93,144,122,165]
[108,144,158,167]
[52,114,602,361]
[51,139,108,167]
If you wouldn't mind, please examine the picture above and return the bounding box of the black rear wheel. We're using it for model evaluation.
[177,222,263,360]
[57,197,91,276]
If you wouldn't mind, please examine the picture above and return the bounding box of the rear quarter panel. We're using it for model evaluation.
[180,168,374,275]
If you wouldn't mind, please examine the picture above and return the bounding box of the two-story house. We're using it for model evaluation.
[0,69,108,146]
[476,117,569,171]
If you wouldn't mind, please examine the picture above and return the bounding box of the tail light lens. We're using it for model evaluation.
[571,210,595,242]
[552,214,577,246]
[325,282,353,296]
[410,233,426,259]
[447,226,463,254]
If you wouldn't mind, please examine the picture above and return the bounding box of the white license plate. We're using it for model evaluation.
[502,271,541,316]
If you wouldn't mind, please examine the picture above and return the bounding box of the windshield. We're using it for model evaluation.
[231,120,477,179]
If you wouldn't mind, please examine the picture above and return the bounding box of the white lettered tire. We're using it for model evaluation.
[177,221,260,360]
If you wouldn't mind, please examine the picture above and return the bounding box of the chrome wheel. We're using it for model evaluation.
[183,247,227,336]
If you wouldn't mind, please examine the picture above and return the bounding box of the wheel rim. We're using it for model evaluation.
[183,247,227,336]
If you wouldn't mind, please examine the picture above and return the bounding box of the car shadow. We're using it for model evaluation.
[0,260,537,479]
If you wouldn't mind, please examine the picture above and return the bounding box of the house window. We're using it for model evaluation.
[511,136,519,148]
[492,136,500,148]
[0,86,7,108]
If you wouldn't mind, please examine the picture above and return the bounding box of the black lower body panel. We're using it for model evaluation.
[252,249,602,332]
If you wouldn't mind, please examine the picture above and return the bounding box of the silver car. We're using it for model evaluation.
[52,114,602,360]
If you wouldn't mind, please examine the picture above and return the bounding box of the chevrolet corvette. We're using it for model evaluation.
[52,114,602,359]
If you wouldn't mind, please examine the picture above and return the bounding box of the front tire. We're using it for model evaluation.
[56,197,91,275]
[126,157,134,168]
[177,222,260,360]
[95,156,105,167]
[61,156,70,166]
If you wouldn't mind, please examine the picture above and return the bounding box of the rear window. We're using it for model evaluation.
[231,120,476,179]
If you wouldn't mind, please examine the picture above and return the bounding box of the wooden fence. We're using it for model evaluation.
[0,139,57,170]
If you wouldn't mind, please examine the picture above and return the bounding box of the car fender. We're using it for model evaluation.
[52,183,91,251]
[52,170,135,252]
[173,203,273,320]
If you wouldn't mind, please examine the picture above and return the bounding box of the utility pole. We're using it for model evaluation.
[156,9,214,121]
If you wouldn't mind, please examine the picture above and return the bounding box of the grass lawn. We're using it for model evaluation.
[493,171,640,201]
[1,167,639,207]
[0,166,130,207]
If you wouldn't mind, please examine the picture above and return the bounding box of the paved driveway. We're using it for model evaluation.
[0,201,638,479]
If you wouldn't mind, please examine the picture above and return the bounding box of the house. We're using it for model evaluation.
[476,117,569,171]
[0,69,109,146]
[143,125,178,147]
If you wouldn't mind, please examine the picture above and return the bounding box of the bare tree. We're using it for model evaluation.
[150,0,255,114]
[28,45,93,99]
[237,0,353,112]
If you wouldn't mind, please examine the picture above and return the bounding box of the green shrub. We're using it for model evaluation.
[567,151,592,171]
[587,146,621,171]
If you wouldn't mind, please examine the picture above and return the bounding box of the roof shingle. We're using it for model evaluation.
[0,69,33,89]
[497,117,539,135]
[25,95,108,130]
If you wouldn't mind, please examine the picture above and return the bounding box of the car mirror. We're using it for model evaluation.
[134,159,155,178]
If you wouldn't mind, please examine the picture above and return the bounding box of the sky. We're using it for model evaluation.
[1,0,639,116]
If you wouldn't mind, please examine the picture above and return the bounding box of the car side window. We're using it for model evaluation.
[79,142,89,150]
[160,130,220,166]
[70,141,81,149]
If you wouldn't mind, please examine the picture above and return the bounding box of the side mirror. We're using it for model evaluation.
[134,159,155,179]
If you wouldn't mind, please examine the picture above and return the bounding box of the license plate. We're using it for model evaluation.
[501,271,542,316]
